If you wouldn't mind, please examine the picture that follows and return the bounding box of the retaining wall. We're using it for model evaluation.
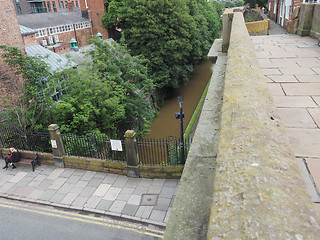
[164,9,320,239]
[297,3,320,39]
[0,148,183,178]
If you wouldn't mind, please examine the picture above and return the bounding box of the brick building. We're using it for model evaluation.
[13,0,81,15]
[267,0,319,29]
[18,11,93,53]
[0,0,25,109]
[78,0,109,39]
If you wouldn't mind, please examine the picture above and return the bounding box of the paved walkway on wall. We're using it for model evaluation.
[0,163,178,227]
[251,27,320,212]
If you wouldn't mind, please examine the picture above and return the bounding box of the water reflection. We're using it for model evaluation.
[146,59,213,138]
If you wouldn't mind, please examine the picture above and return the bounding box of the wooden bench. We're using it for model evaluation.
[19,152,40,172]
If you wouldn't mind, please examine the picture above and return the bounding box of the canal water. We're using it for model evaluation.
[146,59,213,139]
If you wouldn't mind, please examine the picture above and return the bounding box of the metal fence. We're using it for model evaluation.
[61,133,127,162]
[137,136,192,166]
[0,128,52,153]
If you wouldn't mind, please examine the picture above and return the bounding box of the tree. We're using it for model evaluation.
[0,45,53,133]
[51,39,154,137]
[245,0,267,8]
[102,0,222,89]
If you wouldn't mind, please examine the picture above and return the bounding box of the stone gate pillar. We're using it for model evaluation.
[124,130,140,178]
[48,124,65,168]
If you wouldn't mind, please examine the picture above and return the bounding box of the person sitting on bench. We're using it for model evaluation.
[3,148,21,169]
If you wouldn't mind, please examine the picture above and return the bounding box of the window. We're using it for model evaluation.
[47,2,51,12]
[59,1,63,8]
[75,22,91,30]
[52,1,57,12]
[72,1,74,8]
[30,2,47,13]
[15,0,22,15]
[65,1,68,8]
[75,1,78,7]
[274,0,277,14]
[35,28,47,38]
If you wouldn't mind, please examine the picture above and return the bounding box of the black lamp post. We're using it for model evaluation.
[175,96,185,164]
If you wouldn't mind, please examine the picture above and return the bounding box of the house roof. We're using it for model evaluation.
[25,44,76,72]
[19,25,37,36]
[17,11,89,30]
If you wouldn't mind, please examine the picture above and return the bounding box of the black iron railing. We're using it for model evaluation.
[61,133,127,162]
[0,128,52,153]
[137,136,192,165]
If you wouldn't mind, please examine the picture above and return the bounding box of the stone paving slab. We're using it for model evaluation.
[252,33,320,205]
[0,163,178,227]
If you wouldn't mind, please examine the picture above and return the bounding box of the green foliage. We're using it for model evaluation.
[50,39,154,137]
[244,0,267,8]
[0,45,54,133]
[102,0,222,89]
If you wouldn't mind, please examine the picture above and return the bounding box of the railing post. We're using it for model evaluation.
[124,130,140,178]
[48,124,65,168]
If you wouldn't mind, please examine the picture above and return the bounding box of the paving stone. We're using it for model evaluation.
[154,197,171,211]
[305,158,320,191]
[50,193,67,203]
[287,128,320,158]
[109,200,126,213]
[262,68,282,75]
[116,193,132,201]
[281,83,320,95]
[88,177,103,187]
[164,179,178,188]
[49,177,67,190]
[71,196,88,207]
[104,187,122,201]
[39,189,57,201]
[27,189,44,200]
[277,108,317,128]
[272,96,317,108]
[81,171,96,181]
[152,179,165,187]
[79,186,97,197]
[268,83,285,95]
[61,192,79,205]
[93,172,107,179]
[313,96,320,106]
[113,175,129,188]
[133,186,148,195]
[121,204,139,216]
[66,174,82,184]
[149,209,166,222]
[73,169,85,176]
[9,172,28,183]
[96,199,113,211]
[93,183,111,197]
[296,58,320,67]
[37,179,54,191]
[295,74,320,83]
[125,178,141,188]
[15,176,34,187]
[267,75,298,83]
[84,195,102,209]
[57,182,73,194]
[311,67,320,75]
[279,67,316,75]
[308,108,320,128]
[138,178,153,187]
[74,180,89,188]
[33,174,47,182]
[127,195,141,206]
[148,185,163,194]
[59,168,76,178]
[47,168,65,180]
[120,187,135,195]
[102,173,118,184]
[159,187,176,198]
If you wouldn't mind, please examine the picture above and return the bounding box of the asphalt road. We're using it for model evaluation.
[0,198,164,240]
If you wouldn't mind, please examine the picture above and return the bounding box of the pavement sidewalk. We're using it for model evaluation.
[0,162,178,227]
[251,21,320,212]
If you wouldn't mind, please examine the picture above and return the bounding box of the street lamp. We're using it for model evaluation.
[175,96,185,164]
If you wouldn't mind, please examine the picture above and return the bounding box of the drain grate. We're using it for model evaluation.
[140,194,159,206]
